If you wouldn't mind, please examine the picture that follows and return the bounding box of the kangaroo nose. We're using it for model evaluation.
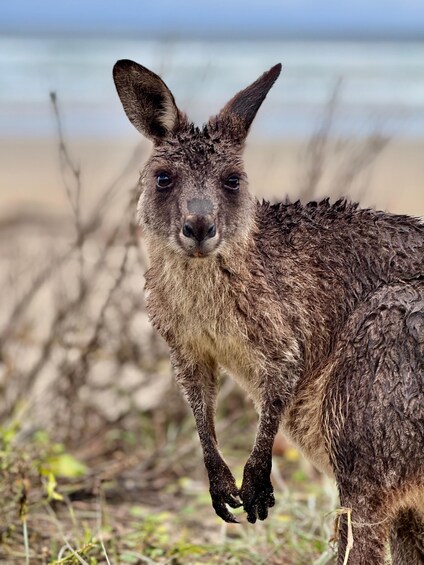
[182,215,216,243]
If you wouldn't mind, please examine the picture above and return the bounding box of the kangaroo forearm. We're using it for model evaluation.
[190,392,219,455]
[178,378,226,472]
[171,351,220,454]
[170,351,241,522]
[191,394,228,476]
[251,397,284,460]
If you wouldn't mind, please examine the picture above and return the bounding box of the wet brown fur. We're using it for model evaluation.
[113,59,424,564]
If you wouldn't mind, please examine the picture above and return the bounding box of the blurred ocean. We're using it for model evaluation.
[1,36,424,139]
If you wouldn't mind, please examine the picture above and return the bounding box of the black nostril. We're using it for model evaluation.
[207,224,216,238]
[183,223,195,239]
[182,218,216,243]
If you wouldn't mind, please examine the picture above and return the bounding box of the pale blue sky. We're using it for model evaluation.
[2,0,424,39]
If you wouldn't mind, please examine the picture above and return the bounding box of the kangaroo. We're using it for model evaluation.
[113,59,424,564]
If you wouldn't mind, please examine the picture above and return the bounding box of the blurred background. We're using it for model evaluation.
[1,1,423,564]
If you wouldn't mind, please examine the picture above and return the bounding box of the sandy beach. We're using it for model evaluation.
[1,136,424,225]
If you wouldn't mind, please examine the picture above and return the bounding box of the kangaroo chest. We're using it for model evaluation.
[146,260,265,401]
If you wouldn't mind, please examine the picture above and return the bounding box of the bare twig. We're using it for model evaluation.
[300,78,342,202]
[50,92,86,300]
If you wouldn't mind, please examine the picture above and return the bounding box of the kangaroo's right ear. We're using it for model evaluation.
[113,59,182,142]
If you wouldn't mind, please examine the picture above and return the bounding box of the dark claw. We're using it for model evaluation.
[212,500,239,523]
[226,513,239,524]
[227,494,243,508]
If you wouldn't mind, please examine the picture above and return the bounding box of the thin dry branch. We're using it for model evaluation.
[300,78,342,202]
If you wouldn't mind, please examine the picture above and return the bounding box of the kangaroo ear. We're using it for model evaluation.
[113,59,182,141]
[216,63,282,142]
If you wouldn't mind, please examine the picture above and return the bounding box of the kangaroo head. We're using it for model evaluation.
[113,60,281,258]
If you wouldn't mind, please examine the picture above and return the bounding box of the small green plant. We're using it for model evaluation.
[0,419,89,563]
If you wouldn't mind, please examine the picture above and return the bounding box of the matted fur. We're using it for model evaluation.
[114,60,424,564]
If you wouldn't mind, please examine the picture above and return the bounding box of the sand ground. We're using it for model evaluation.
[0,136,423,224]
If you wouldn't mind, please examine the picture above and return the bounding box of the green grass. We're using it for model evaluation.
[0,418,338,565]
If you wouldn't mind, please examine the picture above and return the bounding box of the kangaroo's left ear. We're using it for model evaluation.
[215,63,282,142]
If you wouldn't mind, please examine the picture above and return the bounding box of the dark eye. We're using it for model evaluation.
[156,172,173,191]
[223,174,240,191]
